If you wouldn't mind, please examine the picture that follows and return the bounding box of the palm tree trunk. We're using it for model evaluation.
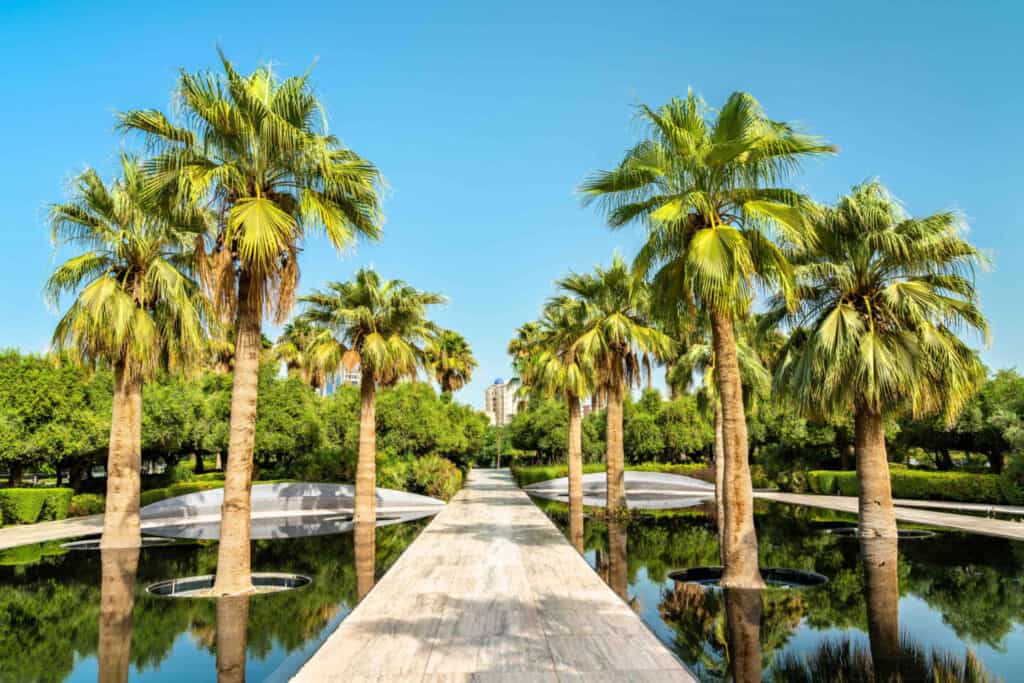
[98,547,140,683]
[567,392,584,553]
[213,271,261,596]
[215,595,250,683]
[354,366,377,523]
[666,361,677,400]
[354,520,376,602]
[608,518,629,603]
[861,536,900,681]
[723,587,762,683]
[605,380,626,512]
[710,311,763,589]
[855,407,897,538]
[101,359,142,549]
[714,401,725,566]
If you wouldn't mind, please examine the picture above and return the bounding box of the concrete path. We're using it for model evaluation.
[294,469,694,682]
[755,491,1024,541]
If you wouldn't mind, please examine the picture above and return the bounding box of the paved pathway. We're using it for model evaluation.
[755,491,1024,541]
[0,514,103,550]
[294,469,694,682]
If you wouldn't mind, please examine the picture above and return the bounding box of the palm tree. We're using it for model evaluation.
[555,256,673,511]
[528,301,594,542]
[300,269,444,522]
[508,321,543,411]
[675,314,772,564]
[275,318,330,393]
[425,329,477,394]
[47,156,209,549]
[581,91,835,587]
[772,180,988,538]
[120,52,383,594]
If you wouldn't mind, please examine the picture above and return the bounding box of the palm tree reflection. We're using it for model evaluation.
[354,520,376,602]
[216,594,250,683]
[98,547,140,683]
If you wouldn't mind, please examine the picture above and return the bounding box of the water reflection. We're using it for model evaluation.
[0,518,430,682]
[535,498,1021,682]
[354,521,376,602]
[216,594,250,683]
[98,547,140,683]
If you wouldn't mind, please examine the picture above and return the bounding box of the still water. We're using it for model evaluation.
[535,498,1024,682]
[0,519,427,683]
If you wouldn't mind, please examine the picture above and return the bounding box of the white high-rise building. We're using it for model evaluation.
[484,378,518,426]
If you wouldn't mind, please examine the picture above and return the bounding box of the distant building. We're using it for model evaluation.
[324,366,361,396]
[484,378,518,426]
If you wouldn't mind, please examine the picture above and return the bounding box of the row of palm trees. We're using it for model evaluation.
[47,53,475,596]
[513,92,987,590]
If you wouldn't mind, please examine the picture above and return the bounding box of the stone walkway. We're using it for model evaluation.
[294,469,694,682]
[755,491,1024,541]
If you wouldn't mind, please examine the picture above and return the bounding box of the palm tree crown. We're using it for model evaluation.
[274,317,331,390]
[773,180,989,423]
[300,269,445,384]
[581,91,836,315]
[555,255,674,392]
[426,329,477,393]
[119,51,383,321]
[47,155,209,374]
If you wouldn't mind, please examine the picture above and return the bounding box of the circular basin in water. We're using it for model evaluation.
[668,566,829,588]
[146,572,311,598]
[824,526,937,539]
[61,536,180,551]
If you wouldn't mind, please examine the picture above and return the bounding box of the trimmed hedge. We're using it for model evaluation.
[69,493,105,517]
[0,488,74,525]
[139,480,225,507]
[806,469,1021,504]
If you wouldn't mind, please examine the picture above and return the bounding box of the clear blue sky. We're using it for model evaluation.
[3,0,1021,408]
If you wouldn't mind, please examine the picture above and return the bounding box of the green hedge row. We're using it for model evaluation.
[139,480,226,507]
[806,469,1021,504]
[69,493,105,516]
[0,488,74,525]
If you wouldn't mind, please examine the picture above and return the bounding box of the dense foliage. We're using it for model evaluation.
[0,350,485,511]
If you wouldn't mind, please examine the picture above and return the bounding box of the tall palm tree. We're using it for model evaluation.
[300,269,444,522]
[425,329,477,394]
[275,318,330,392]
[555,256,673,511]
[675,314,772,564]
[47,156,209,549]
[528,301,594,545]
[507,321,543,410]
[581,91,834,587]
[120,53,383,594]
[773,181,988,538]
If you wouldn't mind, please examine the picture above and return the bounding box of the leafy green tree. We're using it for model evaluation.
[121,52,383,594]
[582,91,834,588]
[773,181,988,538]
[300,269,444,522]
[47,156,208,548]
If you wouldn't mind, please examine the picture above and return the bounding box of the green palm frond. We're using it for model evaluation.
[772,180,989,425]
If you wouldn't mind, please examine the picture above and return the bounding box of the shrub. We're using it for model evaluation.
[411,455,463,501]
[70,493,105,516]
[802,469,1019,504]
[511,462,716,488]
[807,471,838,495]
[139,480,224,507]
[376,451,413,491]
[171,459,196,483]
[0,488,74,525]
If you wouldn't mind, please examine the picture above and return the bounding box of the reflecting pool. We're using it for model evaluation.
[0,519,427,682]
[534,498,1024,682]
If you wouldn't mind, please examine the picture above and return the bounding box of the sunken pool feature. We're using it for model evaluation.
[668,566,829,588]
[530,495,1024,682]
[0,517,431,682]
[60,536,180,550]
[147,572,311,598]
[824,526,938,539]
